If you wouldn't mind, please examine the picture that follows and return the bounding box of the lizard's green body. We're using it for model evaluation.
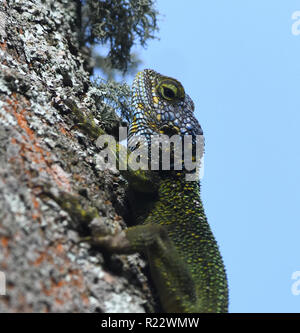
[61,69,228,313]
[121,69,228,312]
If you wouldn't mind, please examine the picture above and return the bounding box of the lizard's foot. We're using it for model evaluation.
[78,214,134,254]
[42,187,99,227]
[80,229,132,254]
[42,186,132,253]
[63,98,105,139]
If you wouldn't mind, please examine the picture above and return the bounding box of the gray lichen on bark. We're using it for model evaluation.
[0,0,158,313]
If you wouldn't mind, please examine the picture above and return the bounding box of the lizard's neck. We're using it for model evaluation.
[154,173,205,222]
[130,172,204,225]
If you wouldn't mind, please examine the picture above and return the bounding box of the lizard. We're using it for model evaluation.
[86,69,229,313]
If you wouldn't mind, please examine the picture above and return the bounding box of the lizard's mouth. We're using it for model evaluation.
[158,124,180,137]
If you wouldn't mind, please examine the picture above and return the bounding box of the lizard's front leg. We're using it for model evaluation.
[88,223,197,313]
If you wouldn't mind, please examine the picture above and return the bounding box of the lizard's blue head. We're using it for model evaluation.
[129,69,203,143]
[129,69,204,175]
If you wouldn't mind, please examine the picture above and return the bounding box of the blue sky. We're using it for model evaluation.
[99,1,300,312]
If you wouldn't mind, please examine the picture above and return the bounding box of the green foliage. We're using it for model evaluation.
[94,52,142,81]
[81,0,159,71]
[90,77,132,128]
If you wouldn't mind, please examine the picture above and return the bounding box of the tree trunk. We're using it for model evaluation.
[0,0,153,313]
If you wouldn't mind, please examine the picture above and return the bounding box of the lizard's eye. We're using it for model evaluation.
[156,79,185,102]
[162,86,176,99]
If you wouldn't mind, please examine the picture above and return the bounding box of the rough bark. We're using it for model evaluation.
[0,0,154,313]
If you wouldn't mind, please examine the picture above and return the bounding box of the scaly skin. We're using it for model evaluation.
[62,69,229,313]
[123,69,228,312]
